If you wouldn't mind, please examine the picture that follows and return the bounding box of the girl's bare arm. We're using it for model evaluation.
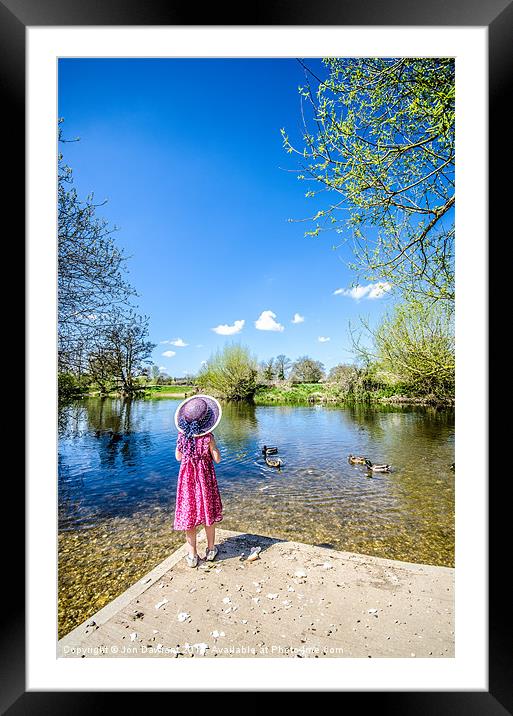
[175,445,183,461]
[210,435,221,463]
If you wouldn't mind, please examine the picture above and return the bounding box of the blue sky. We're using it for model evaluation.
[58,58,395,376]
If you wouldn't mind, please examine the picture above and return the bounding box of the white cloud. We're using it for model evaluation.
[212,319,245,336]
[158,366,166,371]
[333,282,392,300]
[318,336,331,343]
[162,350,176,358]
[255,310,284,332]
[292,313,305,324]
[161,338,188,346]
[196,344,203,348]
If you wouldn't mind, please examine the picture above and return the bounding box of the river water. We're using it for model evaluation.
[58,397,454,637]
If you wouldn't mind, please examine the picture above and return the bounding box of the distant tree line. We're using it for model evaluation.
[196,341,453,405]
[258,354,325,384]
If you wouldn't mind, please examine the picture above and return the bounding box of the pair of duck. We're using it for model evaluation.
[262,445,282,471]
[348,454,391,473]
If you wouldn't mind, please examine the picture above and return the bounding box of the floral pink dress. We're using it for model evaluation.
[173,432,223,530]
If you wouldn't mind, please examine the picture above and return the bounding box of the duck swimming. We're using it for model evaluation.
[365,459,391,473]
[348,454,368,465]
[262,445,279,455]
[264,455,282,471]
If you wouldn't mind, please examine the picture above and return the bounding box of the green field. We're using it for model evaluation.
[143,385,196,397]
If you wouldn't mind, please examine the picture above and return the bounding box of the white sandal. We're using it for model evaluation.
[186,554,199,568]
[205,546,218,562]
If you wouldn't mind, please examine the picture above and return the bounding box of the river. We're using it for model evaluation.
[58,396,454,637]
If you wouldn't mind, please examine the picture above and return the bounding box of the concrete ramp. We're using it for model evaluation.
[58,529,454,658]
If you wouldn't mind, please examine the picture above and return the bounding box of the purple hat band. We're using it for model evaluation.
[175,395,221,438]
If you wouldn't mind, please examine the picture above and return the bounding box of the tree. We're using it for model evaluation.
[352,300,455,402]
[151,365,161,382]
[87,345,117,394]
[290,356,325,383]
[58,120,136,373]
[261,358,275,381]
[274,354,291,380]
[328,363,357,388]
[103,310,156,394]
[197,344,258,401]
[282,58,455,306]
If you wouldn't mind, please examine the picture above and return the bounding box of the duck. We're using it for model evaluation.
[365,459,391,473]
[262,445,279,455]
[348,454,368,465]
[265,455,282,471]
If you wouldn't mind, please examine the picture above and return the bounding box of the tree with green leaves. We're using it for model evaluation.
[290,356,325,383]
[197,344,258,401]
[352,300,455,402]
[282,58,455,306]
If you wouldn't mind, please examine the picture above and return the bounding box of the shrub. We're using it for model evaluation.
[58,372,90,399]
[197,344,258,401]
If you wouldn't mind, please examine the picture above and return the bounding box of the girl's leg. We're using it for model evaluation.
[185,527,198,557]
[204,524,215,551]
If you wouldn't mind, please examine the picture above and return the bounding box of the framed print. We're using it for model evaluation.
[5,0,507,709]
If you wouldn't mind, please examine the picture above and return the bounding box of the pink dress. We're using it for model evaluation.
[173,432,223,530]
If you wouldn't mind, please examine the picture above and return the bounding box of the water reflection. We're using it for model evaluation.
[58,397,454,637]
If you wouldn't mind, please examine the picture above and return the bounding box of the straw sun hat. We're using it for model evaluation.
[174,394,222,439]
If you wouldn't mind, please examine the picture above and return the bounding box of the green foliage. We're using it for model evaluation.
[142,385,196,399]
[290,356,325,383]
[197,344,258,401]
[353,300,455,403]
[254,382,326,405]
[283,58,455,306]
[58,372,90,399]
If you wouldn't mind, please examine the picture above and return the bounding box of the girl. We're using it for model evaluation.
[173,395,223,567]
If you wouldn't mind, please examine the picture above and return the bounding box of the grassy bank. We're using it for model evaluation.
[254,382,453,407]
[142,385,196,398]
[254,383,328,404]
[74,385,197,399]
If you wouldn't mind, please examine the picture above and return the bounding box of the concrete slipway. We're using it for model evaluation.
[58,529,454,659]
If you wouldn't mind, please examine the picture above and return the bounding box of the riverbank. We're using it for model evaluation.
[74,385,197,400]
[60,382,453,407]
[253,383,453,407]
[59,529,454,658]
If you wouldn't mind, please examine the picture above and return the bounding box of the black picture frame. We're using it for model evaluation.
[8,0,504,710]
